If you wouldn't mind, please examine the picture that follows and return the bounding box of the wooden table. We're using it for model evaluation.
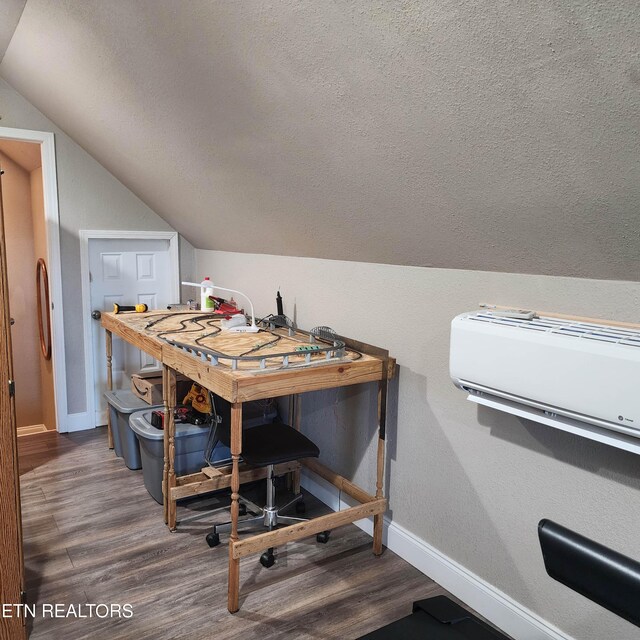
[101,310,394,613]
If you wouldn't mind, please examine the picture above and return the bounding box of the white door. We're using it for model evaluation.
[89,237,178,426]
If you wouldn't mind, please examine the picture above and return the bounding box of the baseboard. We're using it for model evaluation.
[301,469,572,640]
[61,411,96,433]
[16,424,48,436]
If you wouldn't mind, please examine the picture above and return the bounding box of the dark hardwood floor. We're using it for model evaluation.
[18,428,454,639]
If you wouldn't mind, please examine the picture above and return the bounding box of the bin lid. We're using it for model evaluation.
[129,409,210,440]
[104,389,160,414]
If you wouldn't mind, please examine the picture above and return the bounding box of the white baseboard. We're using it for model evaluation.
[61,411,96,433]
[300,469,572,640]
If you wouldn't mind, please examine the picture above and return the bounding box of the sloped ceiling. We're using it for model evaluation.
[1,1,639,280]
[0,0,26,61]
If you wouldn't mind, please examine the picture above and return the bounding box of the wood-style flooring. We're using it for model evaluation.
[19,428,457,640]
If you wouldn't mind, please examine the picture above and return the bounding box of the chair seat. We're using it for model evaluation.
[240,422,319,466]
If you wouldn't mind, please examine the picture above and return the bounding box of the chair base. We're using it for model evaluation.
[213,492,308,536]
[206,463,324,563]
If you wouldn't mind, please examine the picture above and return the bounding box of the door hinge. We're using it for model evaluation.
[9,380,15,397]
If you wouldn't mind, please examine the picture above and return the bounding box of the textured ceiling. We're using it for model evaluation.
[1,0,639,280]
[0,0,26,62]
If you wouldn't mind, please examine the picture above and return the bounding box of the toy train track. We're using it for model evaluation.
[136,312,358,372]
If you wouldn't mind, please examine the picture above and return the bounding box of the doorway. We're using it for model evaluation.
[0,126,63,640]
[0,126,67,435]
[80,231,179,427]
[0,138,56,433]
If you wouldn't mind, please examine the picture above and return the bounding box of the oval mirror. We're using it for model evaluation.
[36,258,52,361]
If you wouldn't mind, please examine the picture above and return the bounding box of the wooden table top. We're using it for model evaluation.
[102,311,392,402]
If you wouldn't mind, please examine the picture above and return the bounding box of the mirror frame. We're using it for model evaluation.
[36,258,52,361]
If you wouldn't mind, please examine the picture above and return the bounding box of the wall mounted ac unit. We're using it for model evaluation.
[450,311,640,455]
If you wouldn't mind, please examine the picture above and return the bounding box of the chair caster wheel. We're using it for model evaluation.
[316,531,330,544]
[206,532,220,548]
[295,500,306,514]
[238,503,247,516]
[260,550,275,568]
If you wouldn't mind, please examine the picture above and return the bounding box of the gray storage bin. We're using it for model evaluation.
[129,400,278,504]
[104,389,162,470]
[130,410,214,504]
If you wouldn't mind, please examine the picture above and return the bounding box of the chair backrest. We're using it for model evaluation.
[538,519,640,627]
[210,393,232,447]
[207,394,278,448]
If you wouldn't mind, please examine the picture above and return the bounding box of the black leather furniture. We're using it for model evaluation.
[359,596,507,639]
[359,519,640,638]
[538,519,640,628]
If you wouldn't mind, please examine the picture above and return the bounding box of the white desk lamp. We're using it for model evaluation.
[181,281,259,333]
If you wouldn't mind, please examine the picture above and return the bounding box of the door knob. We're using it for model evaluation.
[91,310,102,320]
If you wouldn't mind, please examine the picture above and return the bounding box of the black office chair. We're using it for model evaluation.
[205,416,321,568]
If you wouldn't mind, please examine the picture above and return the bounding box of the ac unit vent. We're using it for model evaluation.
[468,312,640,348]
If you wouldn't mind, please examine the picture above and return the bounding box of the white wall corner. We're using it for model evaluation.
[300,469,573,640]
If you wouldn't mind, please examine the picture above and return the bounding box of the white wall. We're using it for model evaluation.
[197,248,640,640]
[0,78,196,422]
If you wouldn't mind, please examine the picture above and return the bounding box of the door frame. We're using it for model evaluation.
[79,230,180,428]
[0,138,27,640]
[0,126,67,434]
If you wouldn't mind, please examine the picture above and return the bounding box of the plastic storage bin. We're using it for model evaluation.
[129,400,278,504]
[130,410,214,504]
[104,389,162,470]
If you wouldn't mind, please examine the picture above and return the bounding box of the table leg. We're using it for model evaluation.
[166,367,177,531]
[285,396,294,492]
[162,365,169,525]
[228,402,243,613]
[373,376,387,556]
[106,330,113,449]
[292,394,301,495]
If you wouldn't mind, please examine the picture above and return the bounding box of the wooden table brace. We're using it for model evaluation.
[232,497,387,560]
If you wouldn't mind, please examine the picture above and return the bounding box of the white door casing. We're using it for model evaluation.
[80,231,179,427]
[0,126,66,432]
